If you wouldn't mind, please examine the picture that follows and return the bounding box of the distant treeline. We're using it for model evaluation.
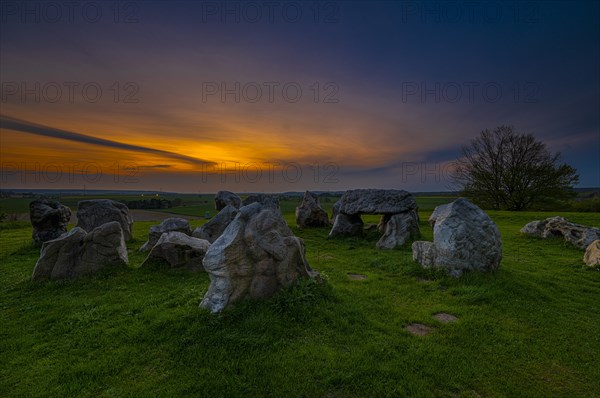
[121,198,183,209]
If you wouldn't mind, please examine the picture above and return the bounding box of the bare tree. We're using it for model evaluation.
[452,126,579,210]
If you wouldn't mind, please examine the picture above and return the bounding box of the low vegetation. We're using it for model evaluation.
[1,198,599,397]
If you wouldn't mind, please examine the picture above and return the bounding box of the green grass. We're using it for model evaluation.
[1,206,599,397]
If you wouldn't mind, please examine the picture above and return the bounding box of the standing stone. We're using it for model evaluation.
[521,216,600,250]
[215,191,242,211]
[139,218,191,252]
[29,199,71,244]
[584,240,600,266]
[76,199,133,241]
[192,205,238,243]
[328,213,364,237]
[200,202,320,313]
[376,211,420,249]
[141,232,210,272]
[32,221,128,281]
[295,191,329,228]
[412,198,502,277]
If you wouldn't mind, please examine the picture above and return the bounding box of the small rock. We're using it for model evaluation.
[347,273,367,280]
[433,313,458,323]
[405,323,432,336]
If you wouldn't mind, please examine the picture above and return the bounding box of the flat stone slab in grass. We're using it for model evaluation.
[416,277,433,283]
[405,323,433,336]
[433,313,458,323]
[347,273,368,280]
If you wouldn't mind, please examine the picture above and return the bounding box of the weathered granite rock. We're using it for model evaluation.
[295,191,329,228]
[334,189,417,215]
[29,199,71,244]
[215,191,242,211]
[200,202,320,313]
[141,232,210,272]
[376,211,420,249]
[520,216,600,250]
[583,240,600,266]
[242,194,280,209]
[192,205,238,243]
[412,198,502,277]
[139,218,191,252]
[328,213,364,237]
[76,199,133,241]
[32,221,128,281]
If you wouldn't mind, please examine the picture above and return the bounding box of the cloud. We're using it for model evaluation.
[0,115,216,167]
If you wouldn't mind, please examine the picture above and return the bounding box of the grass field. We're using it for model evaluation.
[1,203,599,397]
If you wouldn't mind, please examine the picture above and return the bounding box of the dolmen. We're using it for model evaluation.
[141,232,210,272]
[139,217,192,252]
[295,191,329,228]
[200,201,320,313]
[412,198,502,277]
[214,190,242,211]
[29,199,71,244]
[32,221,128,281]
[328,189,420,249]
[520,216,600,250]
[76,199,133,241]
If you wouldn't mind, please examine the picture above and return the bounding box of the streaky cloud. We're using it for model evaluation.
[0,115,216,167]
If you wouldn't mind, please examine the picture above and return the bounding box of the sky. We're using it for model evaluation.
[1,0,599,193]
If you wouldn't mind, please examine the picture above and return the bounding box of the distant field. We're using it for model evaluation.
[1,202,599,397]
[0,195,456,217]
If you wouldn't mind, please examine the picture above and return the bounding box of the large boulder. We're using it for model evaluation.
[215,191,241,211]
[295,191,329,228]
[192,205,238,243]
[412,198,502,277]
[583,240,600,266]
[76,199,133,241]
[376,211,420,249]
[521,216,600,250]
[141,232,210,272]
[334,189,417,215]
[29,199,71,244]
[242,194,280,209]
[32,221,128,281]
[139,217,191,252]
[200,202,320,313]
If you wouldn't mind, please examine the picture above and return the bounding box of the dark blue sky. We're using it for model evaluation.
[1,0,598,192]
